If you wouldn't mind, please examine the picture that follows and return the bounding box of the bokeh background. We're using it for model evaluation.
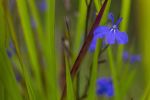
[0,0,150,100]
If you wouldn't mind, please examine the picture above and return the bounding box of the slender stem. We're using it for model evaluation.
[61,0,108,99]
[84,0,93,39]
[77,0,93,98]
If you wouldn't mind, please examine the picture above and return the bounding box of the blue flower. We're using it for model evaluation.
[122,51,141,64]
[122,51,129,61]
[96,77,114,97]
[7,49,13,58]
[89,13,128,51]
[130,55,141,64]
[38,0,47,12]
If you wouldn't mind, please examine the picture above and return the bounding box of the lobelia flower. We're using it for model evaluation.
[122,51,141,64]
[122,51,129,61]
[38,0,47,12]
[130,55,141,64]
[7,49,13,58]
[96,77,114,97]
[89,13,128,51]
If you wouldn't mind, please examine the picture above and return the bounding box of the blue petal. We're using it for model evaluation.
[7,49,12,58]
[96,77,114,97]
[96,87,105,95]
[115,18,123,26]
[108,13,114,24]
[94,26,109,38]
[38,1,47,11]
[106,84,114,97]
[130,55,141,64]
[106,31,115,44]
[122,51,129,61]
[89,39,96,52]
[97,77,108,85]
[116,31,128,44]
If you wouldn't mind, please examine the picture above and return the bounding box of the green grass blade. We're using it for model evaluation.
[100,0,111,25]
[0,2,22,100]
[107,47,120,100]
[73,0,87,59]
[27,0,45,48]
[120,70,136,98]
[45,0,58,99]
[0,50,22,100]
[94,0,111,26]
[16,0,44,99]
[94,0,100,11]
[117,0,131,70]
[141,83,150,100]
[65,55,75,100]
[0,82,4,100]
[6,9,35,100]
[87,40,101,100]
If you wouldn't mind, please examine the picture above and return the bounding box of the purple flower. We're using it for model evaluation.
[96,77,114,97]
[38,0,47,12]
[89,13,128,51]
[7,49,13,58]
[122,51,129,61]
[122,51,141,64]
[130,55,141,64]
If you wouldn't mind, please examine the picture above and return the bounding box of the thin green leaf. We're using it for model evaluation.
[117,0,131,70]
[141,83,150,100]
[87,40,101,100]
[6,8,35,100]
[45,0,58,99]
[65,55,75,100]
[73,0,87,59]
[120,70,136,98]
[94,0,100,11]
[107,47,120,100]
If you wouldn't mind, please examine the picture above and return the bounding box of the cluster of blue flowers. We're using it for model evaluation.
[96,77,114,97]
[123,51,141,64]
[89,13,128,51]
